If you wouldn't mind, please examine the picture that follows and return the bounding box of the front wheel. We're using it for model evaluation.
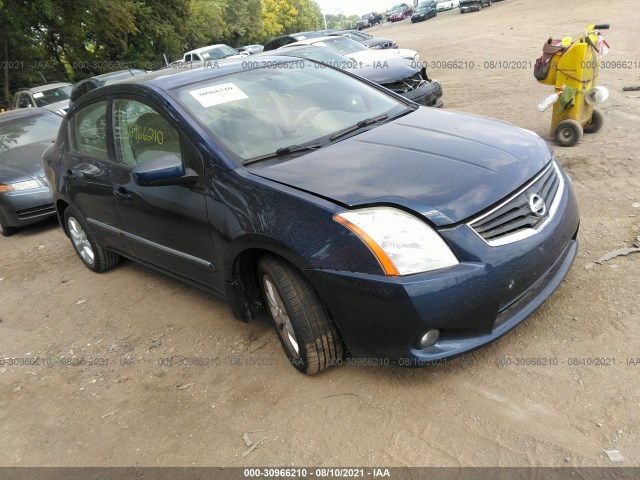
[554,119,583,147]
[258,255,344,374]
[64,207,120,272]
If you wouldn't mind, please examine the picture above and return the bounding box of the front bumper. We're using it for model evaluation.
[0,187,55,228]
[403,80,444,107]
[460,5,481,12]
[305,168,579,364]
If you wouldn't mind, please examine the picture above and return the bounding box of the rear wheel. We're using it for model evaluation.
[584,108,604,134]
[554,119,583,147]
[64,207,120,272]
[258,255,344,375]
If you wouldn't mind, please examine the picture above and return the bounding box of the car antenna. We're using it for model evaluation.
[36,71,47,84]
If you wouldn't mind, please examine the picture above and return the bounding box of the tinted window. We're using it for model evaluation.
[112,99,182,167]
[0,112,62,154]
[72,100,109,161]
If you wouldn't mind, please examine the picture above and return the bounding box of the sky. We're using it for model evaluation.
[315,0,415,16]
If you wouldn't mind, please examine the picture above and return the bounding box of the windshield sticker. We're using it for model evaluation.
[189,83,249,108]
[33,92,44,98]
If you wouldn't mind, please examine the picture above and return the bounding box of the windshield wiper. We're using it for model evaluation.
[243,143,322,166]
[329,114,388,141]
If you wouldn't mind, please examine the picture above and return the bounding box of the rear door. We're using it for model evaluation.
[64,99,131,253]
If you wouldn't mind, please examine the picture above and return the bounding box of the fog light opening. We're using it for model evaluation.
[419,329,440,348]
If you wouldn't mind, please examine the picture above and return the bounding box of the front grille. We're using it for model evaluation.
[383,72,425,93]
[16,203,55,219]
[469,162,564,246]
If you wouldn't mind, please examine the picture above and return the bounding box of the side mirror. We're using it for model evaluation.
[132,154,198,186]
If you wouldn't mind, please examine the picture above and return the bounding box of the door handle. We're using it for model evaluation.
[113,187,132,203]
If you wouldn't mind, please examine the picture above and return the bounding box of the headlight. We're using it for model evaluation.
[413,53,421,62]
[334,207,459,276]
[0,179,41,192]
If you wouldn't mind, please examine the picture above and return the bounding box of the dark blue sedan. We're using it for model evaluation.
[43,57,579,374]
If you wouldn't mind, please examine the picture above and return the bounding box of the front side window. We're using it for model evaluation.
[112,98,182,167]
[72,100,109,161]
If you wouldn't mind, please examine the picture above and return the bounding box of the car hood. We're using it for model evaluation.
[247,108,553,226]
[362,38,395,48]
[348,57,420,84]
[347,48,416,62]
[0,141,51,184]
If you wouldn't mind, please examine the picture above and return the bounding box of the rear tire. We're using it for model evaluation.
[554,119,583,147]
[64,207,120,272]
[584,108,604,134]
[0,222,17,237]
[258,255,344,375]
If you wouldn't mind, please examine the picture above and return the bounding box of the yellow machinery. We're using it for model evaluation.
[537,24,610,147]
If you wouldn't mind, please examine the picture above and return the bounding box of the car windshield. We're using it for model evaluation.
[309,37,368,55]
[0,112,62,154]
[390,4,407,11]
[33,86,71,107]
[173,60,408,163]
[198,45,238,60]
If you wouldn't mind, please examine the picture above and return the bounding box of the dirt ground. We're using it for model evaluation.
[1,0,639,468]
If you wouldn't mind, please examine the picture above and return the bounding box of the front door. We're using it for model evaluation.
[108,96,220,290]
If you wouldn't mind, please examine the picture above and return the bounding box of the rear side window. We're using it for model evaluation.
[72,100,109,161]
[112,98,182,167]
[17,93,32,108]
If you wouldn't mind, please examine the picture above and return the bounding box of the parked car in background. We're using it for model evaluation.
[329,30,397,50]
[44,56,579,374]
[0,109,62,236]
[70,69,147,107]
[263,31,331,51]
[13,83,71,117]
[388,3,413,21]
[276,45,443,107]
[411,2,438,22]
[176,44,248,63]
[459,0,491,13]
[436,0,460,11]
[238,45,264,55]
[356,12,383,29]
[282,36,420,62]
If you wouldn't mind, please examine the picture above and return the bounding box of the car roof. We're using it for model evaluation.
[186,44,232,55]
[283,35,349,47]
[19,82,72,93]
[91,69,147,82]
[0,107,58,123]
[71,55,305,104]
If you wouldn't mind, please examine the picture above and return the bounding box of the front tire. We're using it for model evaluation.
[258,255,344,375]
[64,207,120,272]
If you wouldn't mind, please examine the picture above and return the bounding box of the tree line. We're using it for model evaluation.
[0,0,323,108]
